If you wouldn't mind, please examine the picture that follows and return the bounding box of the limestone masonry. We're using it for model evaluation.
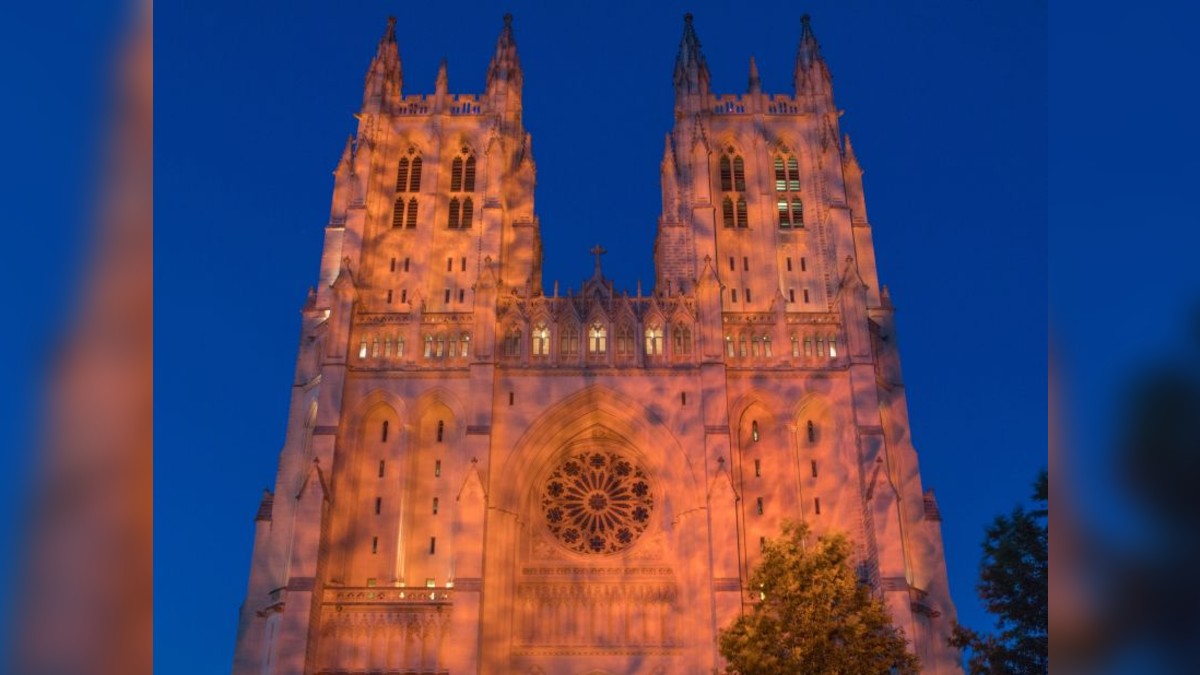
[232,13,961,674]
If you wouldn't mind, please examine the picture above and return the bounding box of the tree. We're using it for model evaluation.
[718,520,919,674]
[950,471,1048,674]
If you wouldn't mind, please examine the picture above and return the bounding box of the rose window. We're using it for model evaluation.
[540,450,654,554]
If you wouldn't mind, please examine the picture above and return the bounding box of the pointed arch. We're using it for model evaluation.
[493,384,702,515]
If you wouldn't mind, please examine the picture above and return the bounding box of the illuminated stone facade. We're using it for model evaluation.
[232,14,961,675]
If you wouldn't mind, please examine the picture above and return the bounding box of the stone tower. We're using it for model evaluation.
[232,14,961,675]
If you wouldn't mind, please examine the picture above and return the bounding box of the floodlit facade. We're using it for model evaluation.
[232,13,961,674]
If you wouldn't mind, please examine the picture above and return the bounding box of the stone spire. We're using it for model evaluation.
[673,13,710,110]
[660,132,678,221]
[437,58,449,94]
[793,14,833,111]
[486,13,523,111]
[362,16,403,113]
[748,56,761,94]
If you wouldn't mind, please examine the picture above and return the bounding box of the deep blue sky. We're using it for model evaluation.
[157,1,1045,672]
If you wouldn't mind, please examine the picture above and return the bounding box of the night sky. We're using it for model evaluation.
[155,1,1045,671]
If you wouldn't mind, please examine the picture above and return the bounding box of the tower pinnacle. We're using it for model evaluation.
[793,14,833,110]
[363,16,402,112]
[487,14,522,91]
[748,56,761,94]
[673,13,710,107]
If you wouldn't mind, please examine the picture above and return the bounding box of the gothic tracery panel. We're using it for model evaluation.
[540,450,654,555]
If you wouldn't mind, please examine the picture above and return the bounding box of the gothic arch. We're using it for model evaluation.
[346,388,410,439]
[494,385,702,516]
[408,386,468,429]
[728,389,788,432]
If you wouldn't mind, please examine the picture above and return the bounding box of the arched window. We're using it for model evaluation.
[382,421,389,442]
[752,420,760,442]
[616,325,634,356]
[449,149,476,228]
[436,420,445,442]
[435,335,446,358]
[775,153,802,228]
[504,327,522,357]
[738,334,748,357]
[371,337,380,357]
[451,157,464,192]
[460,197,473,229]
[448,334,459,357]
[751,335,762,358]
[463,155,476,192]
[790,334,800,357]
[460,333,470,357]
[720,150,748,227]
[398,195,412,227]
[423,335,433,358]
[806,420,815,444]
[589,323,607,354]
[532,324,550,356]
[396,157,410,191]
[725,334,734,357]
[828,335,837,358]
[817,336,826,356]
[804,335,813,357]
[645,326,663,355]
[763,335,772,358]
[560,325,579,356]
[405,198,417,229]
[674,324,692,355]
[408,156,422,192]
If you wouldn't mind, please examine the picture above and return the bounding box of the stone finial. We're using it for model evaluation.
[673,12,710,98]
[435,58,448,96]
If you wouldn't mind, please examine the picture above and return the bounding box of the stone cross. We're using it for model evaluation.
[590,244,607,277]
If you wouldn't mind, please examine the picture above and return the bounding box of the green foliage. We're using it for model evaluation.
[950,471,1048,674]
[718,521,919,675]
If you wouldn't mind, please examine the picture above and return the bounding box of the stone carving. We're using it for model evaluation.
[541,450,654,555]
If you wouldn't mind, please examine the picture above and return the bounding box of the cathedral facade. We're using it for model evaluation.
[232,14,960,675]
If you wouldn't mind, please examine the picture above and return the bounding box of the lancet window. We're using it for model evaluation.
[588,323,608,354]
[774,152,804,228]
[447,148,476,229]
[719,149,749,228]
[532,324,550,356]
[645,325,664,356]
[393,147,422,229]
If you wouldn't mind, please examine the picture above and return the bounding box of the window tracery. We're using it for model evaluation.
[540,450,654,555]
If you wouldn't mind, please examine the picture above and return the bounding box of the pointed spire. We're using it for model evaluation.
[486,13,522,105]
[335,135,354,174]
[793,14,834,109]
[363,16,403,113]
[796,14,821,70]
[435,58,448,97]
[673,13,710,107]
[748,56,761,94]
[843,133,859,167]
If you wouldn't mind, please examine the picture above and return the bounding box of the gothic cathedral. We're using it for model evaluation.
[232,14,961,675]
